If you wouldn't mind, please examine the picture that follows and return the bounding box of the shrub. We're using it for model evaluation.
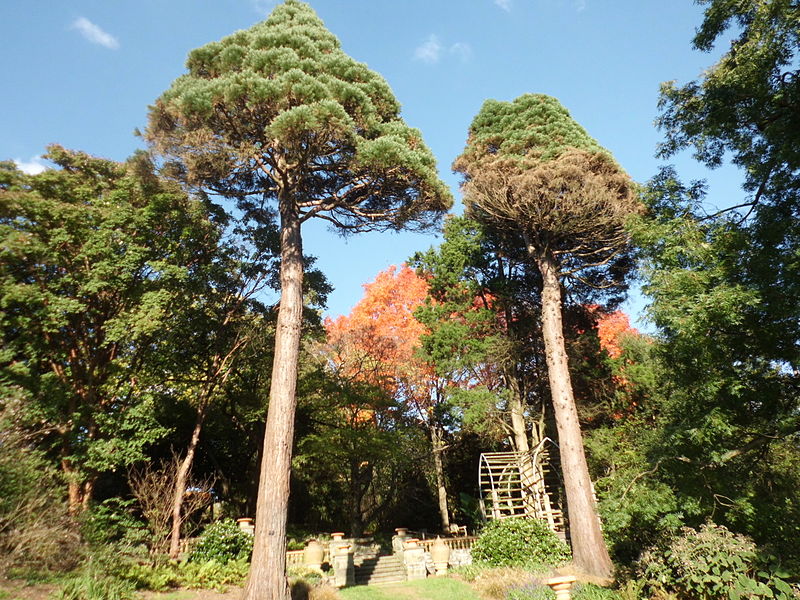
[470,567,538,600]
[177,558,250,590]
[189,519,253,564]
[0,425,81,574]
[472,518,571,570]
[508,583,622,600]
[637,522,794,600]
[80,498,148,550]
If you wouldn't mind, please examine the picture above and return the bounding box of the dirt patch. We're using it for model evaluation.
[0,581,244,600]
[0,579,58,600]
[138,586,243,600]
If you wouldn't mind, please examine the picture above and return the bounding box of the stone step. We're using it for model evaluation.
[353,554,406,585]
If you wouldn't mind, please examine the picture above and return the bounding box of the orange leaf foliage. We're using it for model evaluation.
[595,310,638,359]
[324,265,436,409]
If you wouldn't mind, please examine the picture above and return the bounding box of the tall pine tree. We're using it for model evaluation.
[146,2,451,597]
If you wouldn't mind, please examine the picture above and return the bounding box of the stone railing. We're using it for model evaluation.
[418,536,478,552]
[286,549,306,566]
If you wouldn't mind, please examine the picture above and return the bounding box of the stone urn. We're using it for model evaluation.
[430,536,450,576]
[546,575,578,600]
[304,539,325,570]
[236,518,254,535]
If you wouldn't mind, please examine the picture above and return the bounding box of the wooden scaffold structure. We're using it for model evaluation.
[478,438,565,536]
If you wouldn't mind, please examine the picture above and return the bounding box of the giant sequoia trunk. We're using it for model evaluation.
[535,251,613,581]
[244,196,304,600]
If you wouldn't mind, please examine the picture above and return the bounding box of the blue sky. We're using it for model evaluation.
[1,0,743,325]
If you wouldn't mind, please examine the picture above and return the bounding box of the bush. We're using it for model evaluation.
[637,522,794,600]
[189,519,253,564]
[472,518,571,570]
[508,583,622,600]
[470,566,537,600]
[0,425,81,574]
[177,558,250,590]
[80,498,149,550]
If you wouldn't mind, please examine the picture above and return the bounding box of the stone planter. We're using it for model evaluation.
[546,575,578,600]
[304,539,325,570]
[392,528,409,554]
[430,537,450,575]
[236,518,254,535]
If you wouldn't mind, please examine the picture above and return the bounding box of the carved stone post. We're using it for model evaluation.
[402,539,426,581]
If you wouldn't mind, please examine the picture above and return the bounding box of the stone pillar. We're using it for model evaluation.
[392,527,409,555]
[403,539,426,581]
[329,532,345,565]
[546,575,577,600]
[332,543,354,588]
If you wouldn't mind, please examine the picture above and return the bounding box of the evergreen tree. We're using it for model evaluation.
[0,147,217,513]
[146,2,451,597]
[454,94,639,579]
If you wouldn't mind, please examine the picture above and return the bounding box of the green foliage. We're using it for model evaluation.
[0,149,220,503]
[56,573,135,600]
[147,0,451,233]
[80,499,148,549]
[627,168,800,562]
[175,559,249,590]
[119,562,180,591]
[0,423,80,574]
[458,93,604,164]
[471,518,571,569]
[637,523,794,600]
[507,581,623,600]
[287,565,324,588]
[189,519,253,564]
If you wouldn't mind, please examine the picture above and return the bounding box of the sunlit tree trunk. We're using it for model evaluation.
[169,403,207,559]
[431,423,450,531]
[536,250,613,581]
[244,194,303,600]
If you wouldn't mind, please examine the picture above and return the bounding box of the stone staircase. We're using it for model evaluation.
[353,554,406,585]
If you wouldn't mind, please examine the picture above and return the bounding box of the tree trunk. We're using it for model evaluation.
[349,456,366,537]
[244,197,304,600]
[430,423,450,532]
[535,251,614,581]
[169,403,207,560]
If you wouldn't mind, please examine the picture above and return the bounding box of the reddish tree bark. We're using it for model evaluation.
[244,198,303,600]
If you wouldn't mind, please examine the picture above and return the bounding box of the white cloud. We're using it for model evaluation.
[414,34,442,64]
[450,42,473,62]
[71,17,119,49]
[14,156,46,175]
[574,0,586,11]
[251,0,276,16]
[494,0,513,11]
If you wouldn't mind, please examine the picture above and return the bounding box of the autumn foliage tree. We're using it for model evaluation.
[146,2,450,597]
[455,94,640,580]
[325,265,456,531]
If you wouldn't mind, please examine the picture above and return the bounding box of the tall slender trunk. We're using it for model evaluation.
[349,455,366,537]
[508,384,530,454]
[430,423,450,531]
[508,384,539,518]
[169,403,207,559]
[244,196,304,600]
[535,250,613,581]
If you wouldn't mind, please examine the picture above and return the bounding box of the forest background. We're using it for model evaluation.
[1,0,799,598]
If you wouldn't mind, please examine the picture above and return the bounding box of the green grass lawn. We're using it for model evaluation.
[339,578,480,600]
